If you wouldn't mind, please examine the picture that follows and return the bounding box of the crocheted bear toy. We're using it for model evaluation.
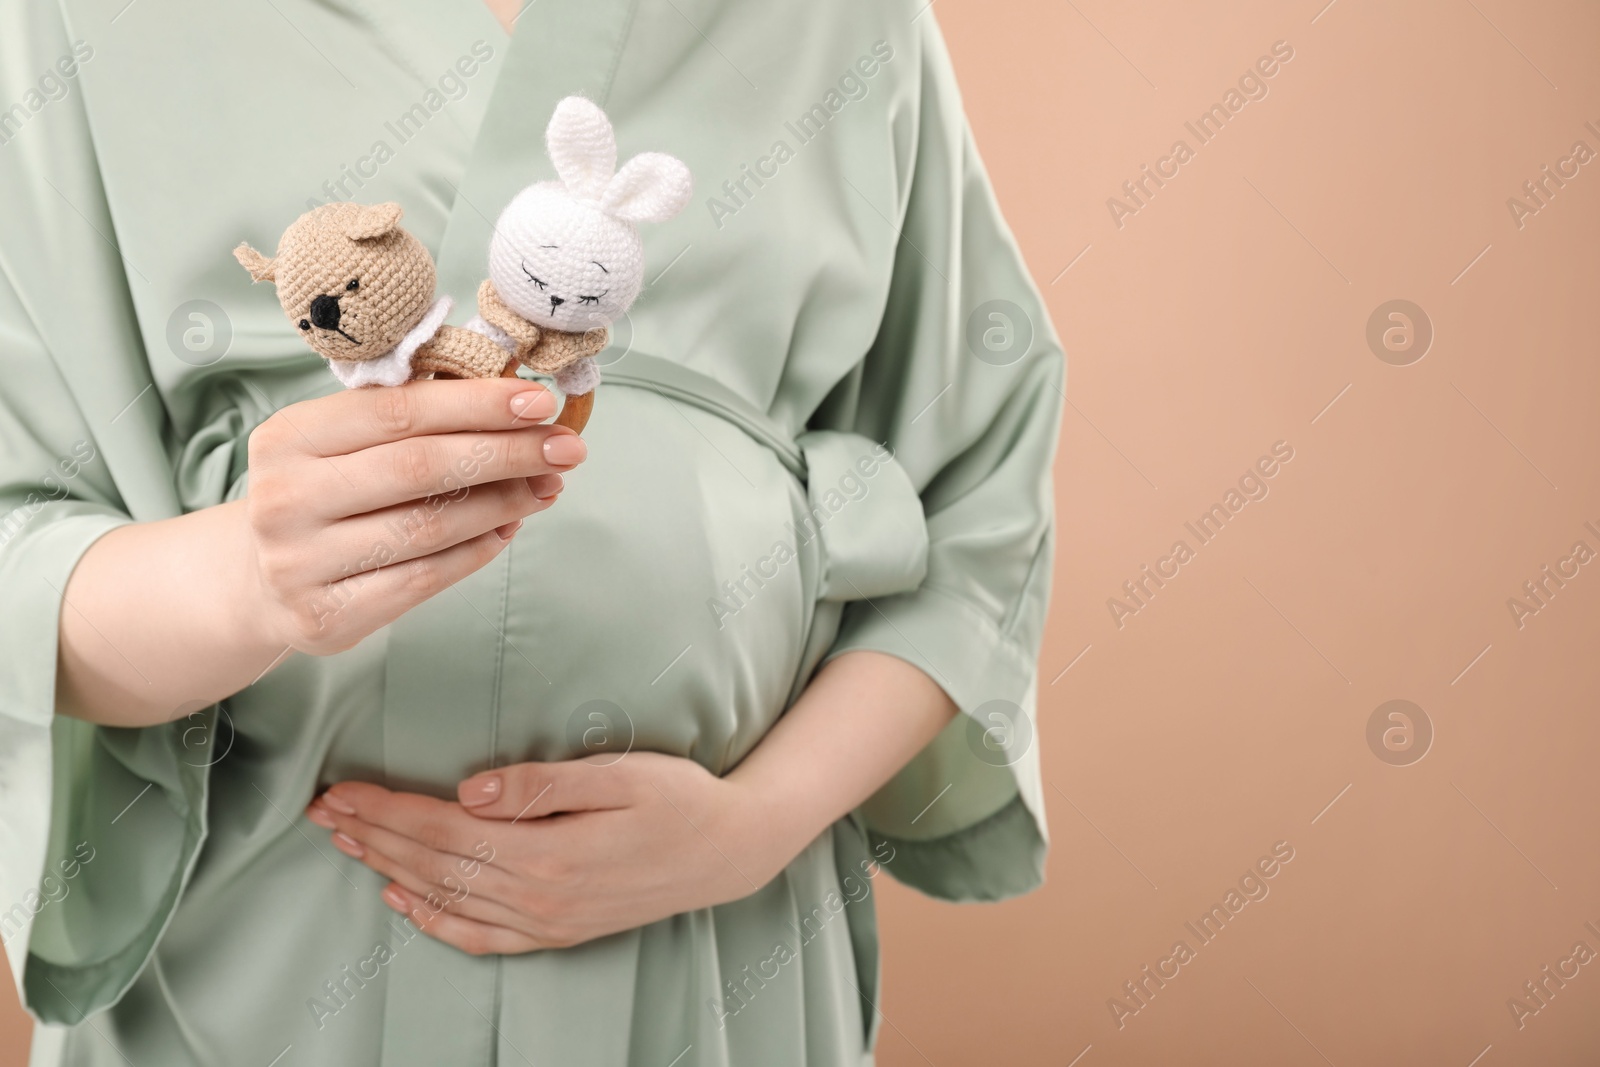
[465,95,692,433]
[234,201,505,388]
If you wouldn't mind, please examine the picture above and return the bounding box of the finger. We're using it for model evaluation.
[362,849,530,929]
[321,782,514,859]
[317,807,521,901]
[456,759,640,820]
[527,472,564,500]
[326,477,556,575]
[250,377,557,463]
[298,424,587,519]
[301,529,514,639]
[380,882,543,955]
[320,824,537,930]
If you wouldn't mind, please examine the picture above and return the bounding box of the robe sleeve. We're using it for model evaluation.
[0,7,215,1025]
[820,15,1064,903]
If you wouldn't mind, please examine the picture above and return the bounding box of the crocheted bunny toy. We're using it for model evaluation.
[466,95,692,432]
[235,202,505,387]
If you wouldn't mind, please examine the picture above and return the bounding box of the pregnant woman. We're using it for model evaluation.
[0,1,1063,1063]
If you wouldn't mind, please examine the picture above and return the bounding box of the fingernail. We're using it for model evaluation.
[529,474,564,501]
[381,885,408,912]
[496,519,524,541]
[511,389,557,421]
[459,774,501,807]
[306,804,337,829]
[332,832,364,858]
[544,434,587,467]
[321,791,357,815]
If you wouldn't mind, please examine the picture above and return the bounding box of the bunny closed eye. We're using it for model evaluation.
[494,188,645,331]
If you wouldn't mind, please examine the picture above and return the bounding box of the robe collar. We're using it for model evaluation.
[432,0,643,309]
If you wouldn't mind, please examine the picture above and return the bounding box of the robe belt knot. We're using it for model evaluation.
[795,430,927,602]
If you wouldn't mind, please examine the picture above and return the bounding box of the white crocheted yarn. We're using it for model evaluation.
[486,96,692,335]
[328,295,452,388]
[462,314,514,351]
[554,356,602,397]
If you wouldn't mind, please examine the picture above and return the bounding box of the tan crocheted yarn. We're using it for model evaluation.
[234,202,505,383]
[413,327,508,380]
[476,279,609,374]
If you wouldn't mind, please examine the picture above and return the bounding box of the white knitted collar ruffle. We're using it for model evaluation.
[326,296,454,389]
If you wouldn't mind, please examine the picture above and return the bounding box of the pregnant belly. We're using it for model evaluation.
[220,385,815,804]
[335,382,817,796]
[489,384,815,773]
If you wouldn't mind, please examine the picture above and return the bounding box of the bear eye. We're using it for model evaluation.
[298,319,311,331]
[346,279,359,291]
[520,261,546,291]
[577,290,608,306]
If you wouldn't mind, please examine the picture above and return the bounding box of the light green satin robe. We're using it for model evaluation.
[0,1,1063,1063]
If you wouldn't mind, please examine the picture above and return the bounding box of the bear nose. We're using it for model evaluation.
[548,295,565,310]
[309,294,342,330]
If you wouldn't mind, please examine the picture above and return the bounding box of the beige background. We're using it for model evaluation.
[5,0,1598,1062]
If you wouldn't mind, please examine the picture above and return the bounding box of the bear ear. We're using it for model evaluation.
[601,152,692,224]
[233,243,276,283]
[342,202,404,241]
[546,95,616,201]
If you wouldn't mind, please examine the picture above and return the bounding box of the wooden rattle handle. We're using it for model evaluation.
[501,358,595,434]
[553,389,594,434]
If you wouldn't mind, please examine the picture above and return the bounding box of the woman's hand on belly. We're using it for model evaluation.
[306,751,793,954]
[305,654,958,955]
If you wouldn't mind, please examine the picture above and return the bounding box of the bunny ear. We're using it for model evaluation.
[601,152,693,224]
[546,96,616,200]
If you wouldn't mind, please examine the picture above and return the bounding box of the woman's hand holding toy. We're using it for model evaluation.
[241,377,583,656]
[56,377,586,726]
